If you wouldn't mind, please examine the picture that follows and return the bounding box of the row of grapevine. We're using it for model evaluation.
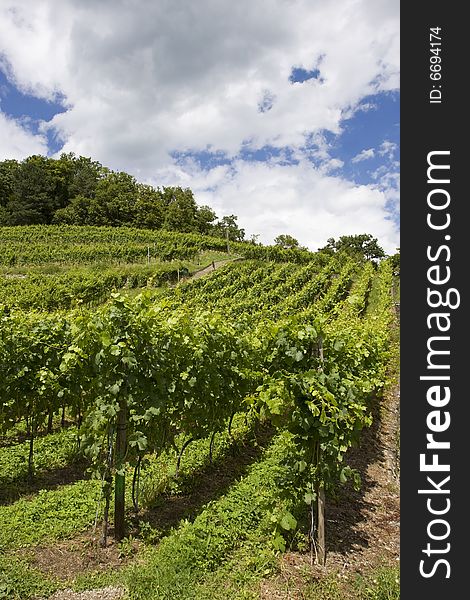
[249,260,393,561]
[0,225,318,266]
[0,240,201,266]
[169,257,355,322]
[0,263,184,311]
[0,260,394,554]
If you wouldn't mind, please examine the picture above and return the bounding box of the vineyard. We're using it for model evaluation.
[0,226,399,600]
[0,226,315,266]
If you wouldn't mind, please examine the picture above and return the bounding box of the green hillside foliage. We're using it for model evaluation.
[0,154,244,240]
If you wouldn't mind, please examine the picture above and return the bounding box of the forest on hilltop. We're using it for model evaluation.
[0,153,245,240]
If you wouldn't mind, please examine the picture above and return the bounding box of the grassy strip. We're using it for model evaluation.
[138,414,254,505]
[0,555,59,600]
[0,479,101,551]
[0,251,234,311]
[101,432,295,600]
[0,415,255,552]
[0,263,183,311]
[300,566,400,600]
[188,537,276,600]
[0,251,230,277]
[0,428,80,484]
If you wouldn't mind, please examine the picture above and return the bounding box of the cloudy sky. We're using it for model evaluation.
[0,0,399,253]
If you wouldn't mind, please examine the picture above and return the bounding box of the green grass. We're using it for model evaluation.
[189,540,276,600]
[72,432,295,600]
[125,434,292,600]
[302,575,345,600]
[356,566,400,600]
[0,417,399,600]
[287,565,400,600]
[0,428,80,482]
[0,251,233,279]
[0,426,86,505]
[0,414,257,551]
[0,555,60,600]
[185,250,237,271]
[138,413,255,506]
[0,479,101,551]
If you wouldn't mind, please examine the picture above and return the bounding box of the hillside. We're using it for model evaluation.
[0,225,399,600]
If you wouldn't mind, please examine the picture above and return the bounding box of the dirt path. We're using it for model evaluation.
[188,259,235,280]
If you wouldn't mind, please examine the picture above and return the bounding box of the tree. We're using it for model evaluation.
[195,205,217,235]
[0,205,9,225]
[0,159,19,208]
[133,184,165,230]
[53,195,104,225]
[0,153,247,235]
[6,155,69,224]
[215,215,245,242]
[64,153,105,199]
[94,171,138,226]
[161,187,198,232]
[320,234,385,261]
[1,154,107,225]
[274,234,300,249]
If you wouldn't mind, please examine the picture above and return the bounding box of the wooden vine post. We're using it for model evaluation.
[316,458,326,565]
[101,425,114,547]
[316,336,326,565]
[27,417,37,481]
[114,395,127,541]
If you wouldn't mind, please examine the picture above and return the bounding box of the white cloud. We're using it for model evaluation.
[379,140,398,158]
[0,0,399,162]
[352,148,375,163]
[0,111,48,159]
[0,0,399,250]
[151,158,399,254]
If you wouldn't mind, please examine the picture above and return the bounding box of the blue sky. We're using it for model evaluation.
[333,94,399,177]
[0,70,399,210]
[0,0,399,252]
[0,71,65,124]
[0,70,66,153]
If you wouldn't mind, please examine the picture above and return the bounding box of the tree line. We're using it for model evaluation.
[0,153,245,240]
[0,153,391,261]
